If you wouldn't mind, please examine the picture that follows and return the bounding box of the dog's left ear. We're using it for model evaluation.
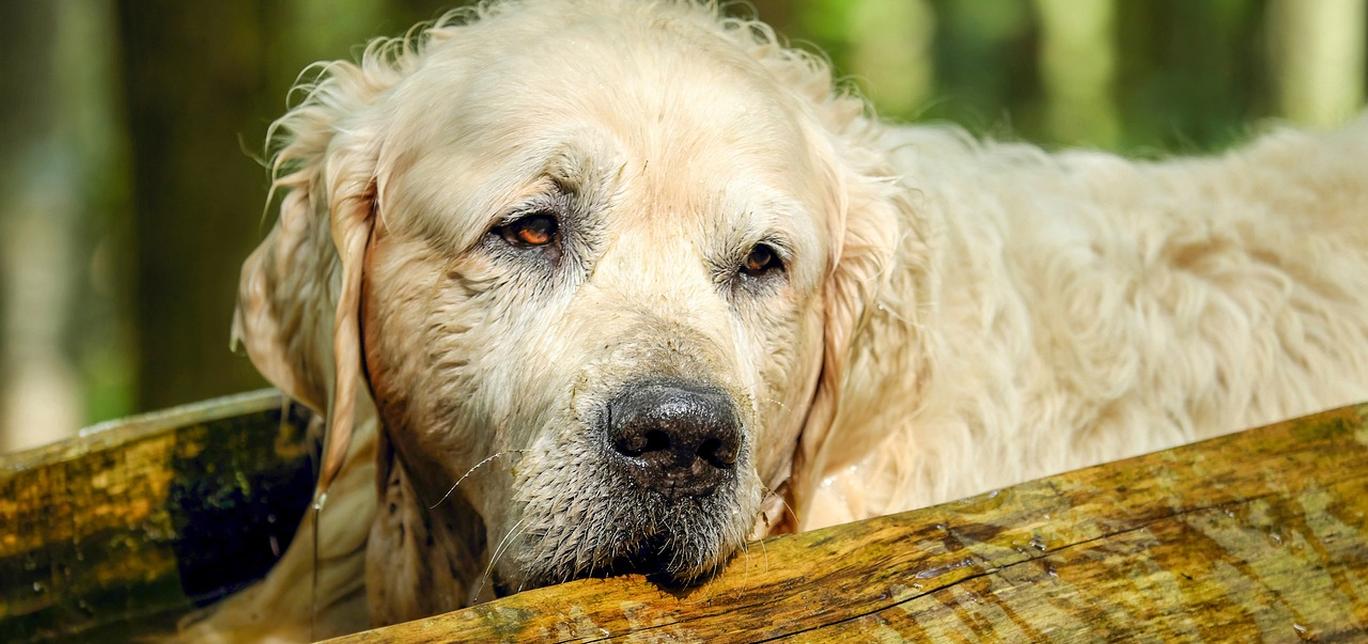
[232,60,388,501]
[722,20,926,531]
[782,119,922,530]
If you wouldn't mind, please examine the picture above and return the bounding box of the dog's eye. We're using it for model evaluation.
[741,243,782,276]
[496,212,559,248]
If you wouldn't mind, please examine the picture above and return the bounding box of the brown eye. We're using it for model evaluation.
[498,212,558,247]
[741,243,782,276]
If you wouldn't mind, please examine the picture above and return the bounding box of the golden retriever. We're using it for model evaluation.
[194,0,1368,639]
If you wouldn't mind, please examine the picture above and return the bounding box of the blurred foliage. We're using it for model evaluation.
[0,0,1364,451]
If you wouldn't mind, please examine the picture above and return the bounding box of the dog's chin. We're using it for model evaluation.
[497,492,748,593]
[504,532,737,594]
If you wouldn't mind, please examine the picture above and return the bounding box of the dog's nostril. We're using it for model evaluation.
[606,381,741,497]
[616,428,672,457]
[644,429,671,453]
[696,437,735,468]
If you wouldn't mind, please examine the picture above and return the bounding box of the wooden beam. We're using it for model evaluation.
[3,397,1366,640]
[0,390,315,641]
[330,403,1368,642]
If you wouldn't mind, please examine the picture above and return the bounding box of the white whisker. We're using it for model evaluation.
[427,449,525,510]
[475,516,529,600]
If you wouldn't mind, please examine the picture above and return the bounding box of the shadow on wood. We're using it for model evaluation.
[0,390,316,641]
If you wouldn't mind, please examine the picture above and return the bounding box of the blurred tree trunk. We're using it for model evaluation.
[780,0,935,120]
[1034,0,1119,147]
[1,0,133,451]
[929,1,1036,136]
[116,1,272,410]
[1113,0,1270,153]
[1268,0,1367,127]
[847,0,936,118]
[0,1,77,451]
[114,0,459,413]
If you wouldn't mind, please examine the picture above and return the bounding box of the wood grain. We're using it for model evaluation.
[0,390,316,642]
[330,404,1368,643]
[3,397,1366,641]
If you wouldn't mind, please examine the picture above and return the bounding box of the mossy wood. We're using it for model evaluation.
[3,398,1367,641]
[333,403,1368,643]
[0,390,317,642]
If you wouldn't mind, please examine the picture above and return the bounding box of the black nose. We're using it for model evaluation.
[606,381,741,498]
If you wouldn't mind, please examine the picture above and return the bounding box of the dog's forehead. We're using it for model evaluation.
[383,14,827,245]
[425,5,808,156]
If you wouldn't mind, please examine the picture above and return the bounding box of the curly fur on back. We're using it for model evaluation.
[809,120,1368,527]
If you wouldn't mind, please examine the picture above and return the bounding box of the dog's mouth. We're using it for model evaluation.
[588,530,682,578]
[505,529,729,593]
[504,532,673,591]
[487,531,699,598]
[499,485,746,593]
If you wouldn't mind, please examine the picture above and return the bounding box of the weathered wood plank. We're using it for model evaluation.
[0,390,316,642]
[3,397,1365,641]
[330,404,1368,642]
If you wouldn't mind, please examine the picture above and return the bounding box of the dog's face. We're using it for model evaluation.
[235,0,904,616]
[361,14,833,588]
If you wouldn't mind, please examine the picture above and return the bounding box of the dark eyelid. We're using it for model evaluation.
[754,237,792,263]
[494,192,567,227]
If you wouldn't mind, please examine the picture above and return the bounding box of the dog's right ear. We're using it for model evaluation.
[232,188,336,415]
[232,58,395,497]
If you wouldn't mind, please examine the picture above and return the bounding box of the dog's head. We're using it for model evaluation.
[233,0,915,618]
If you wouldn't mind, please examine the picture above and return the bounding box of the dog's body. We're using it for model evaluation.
[189,1,1368,639]
[808,122,1368,529]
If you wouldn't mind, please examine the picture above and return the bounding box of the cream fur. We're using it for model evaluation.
[189,1,1368,639]
[807,120,1368,528]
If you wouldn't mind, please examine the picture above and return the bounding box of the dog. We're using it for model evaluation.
[192,0,1368,639]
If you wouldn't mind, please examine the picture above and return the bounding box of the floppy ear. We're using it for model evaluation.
[782,123,922,530]
[716,15,928,532]
[231,59,389,500]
